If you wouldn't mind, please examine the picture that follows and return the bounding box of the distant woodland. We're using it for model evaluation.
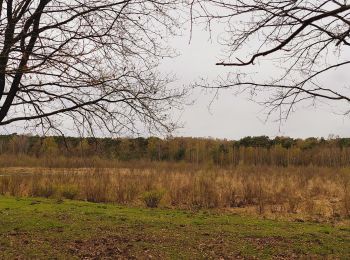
[2,134,350,167]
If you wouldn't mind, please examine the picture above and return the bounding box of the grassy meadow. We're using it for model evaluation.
[0,196,349,259]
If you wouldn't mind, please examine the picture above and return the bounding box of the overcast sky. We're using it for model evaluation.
[159,23,350,140]
[2,12,350,140]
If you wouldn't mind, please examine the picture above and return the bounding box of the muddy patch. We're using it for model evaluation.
[68,235,165,259]
[246,236,287,249]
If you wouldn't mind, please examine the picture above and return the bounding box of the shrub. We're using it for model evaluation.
[32,184,55,198]
[59,185,79,200]
[142,190,165,208]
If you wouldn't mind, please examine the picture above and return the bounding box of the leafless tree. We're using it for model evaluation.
[193,0,350,119]
[0,0,185,136]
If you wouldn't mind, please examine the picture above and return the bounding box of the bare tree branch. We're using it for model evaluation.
[193,0,350,119]
[0,0,185,136]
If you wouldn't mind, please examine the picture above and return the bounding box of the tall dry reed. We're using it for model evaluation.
[0,165,349,220]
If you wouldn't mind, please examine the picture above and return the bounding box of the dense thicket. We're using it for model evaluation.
[2,134,350,167]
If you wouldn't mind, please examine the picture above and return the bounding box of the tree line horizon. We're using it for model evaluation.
[3,134,350,167]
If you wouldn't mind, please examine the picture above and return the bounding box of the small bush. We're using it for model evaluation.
[32,184,55,198]
[59,185,79,200]
[142,190,165,208]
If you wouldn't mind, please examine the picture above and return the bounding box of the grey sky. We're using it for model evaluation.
[2,5,350,139]
[160,23,350,139]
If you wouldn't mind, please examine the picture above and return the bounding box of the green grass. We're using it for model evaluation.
[0,196,349,259]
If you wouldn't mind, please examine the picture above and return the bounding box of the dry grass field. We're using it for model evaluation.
[1,164,349,221]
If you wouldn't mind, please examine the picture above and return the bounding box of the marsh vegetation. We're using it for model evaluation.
[1,165,349,221]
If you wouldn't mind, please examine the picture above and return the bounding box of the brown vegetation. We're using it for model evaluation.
[1,134,349,221]
[0,165,349,220]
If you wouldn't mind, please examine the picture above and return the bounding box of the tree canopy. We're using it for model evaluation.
[2,1,350,135]
[193,0,350,119]
[0,0,184,135]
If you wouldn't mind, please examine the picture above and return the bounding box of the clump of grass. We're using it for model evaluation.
[191,174,219,209]
[58,185,79,200]
[142,190,165,208]
[31,184,56,198]
[287,196,302,214]
[343,179,350,217]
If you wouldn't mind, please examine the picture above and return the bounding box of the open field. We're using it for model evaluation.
[0,196,349,259]
[0,165,349,221]
[1,165,349,258]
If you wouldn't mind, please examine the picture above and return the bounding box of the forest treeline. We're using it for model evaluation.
[2,134,350,167]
